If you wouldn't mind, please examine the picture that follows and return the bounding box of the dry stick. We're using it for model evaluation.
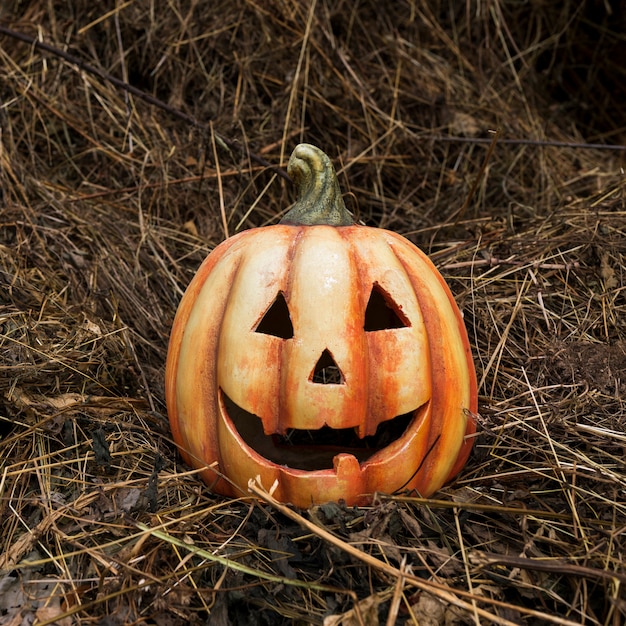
[383,495,573,521]
[453,508,479,624]
[442,257,580,271]
[210,120,229,239]
[0,25,290,181]
[247,479,582,626]
[279,0,317,165]
[432,134,626,151]
[475,552,626,585]
[479,273,529,395]
[451,128,501,225]
[386,556,407,626]
[62,167,266,202]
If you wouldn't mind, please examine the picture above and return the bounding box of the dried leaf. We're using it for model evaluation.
[398,508,423,539]
[183,220,199,236]
[92,427,112,467]
[449,111,481,137]
[35,605,73,626]
[601,252,618,290]
[114,487,145,513]
[323,593,382,626]
[425,541,461,577]
[0,572,26,615]
[411,592,446,626]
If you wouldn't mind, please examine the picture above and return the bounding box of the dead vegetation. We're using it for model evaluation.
[1,1,625,624]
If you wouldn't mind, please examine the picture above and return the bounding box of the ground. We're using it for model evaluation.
[1,1,625,624]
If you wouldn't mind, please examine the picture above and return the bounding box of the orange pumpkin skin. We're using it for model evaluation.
[165,145,477,508]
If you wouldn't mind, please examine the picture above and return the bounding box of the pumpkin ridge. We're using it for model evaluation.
[277,225,307,433]
[342,227,373,437]
[388,232,475,488]
[166,231,246,411]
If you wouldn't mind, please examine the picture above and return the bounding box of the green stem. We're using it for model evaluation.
[281,143,353,226]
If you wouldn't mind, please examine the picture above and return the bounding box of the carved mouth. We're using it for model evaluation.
[220,390,422,471]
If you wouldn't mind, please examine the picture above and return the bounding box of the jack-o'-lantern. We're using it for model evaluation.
[165,143,477,507]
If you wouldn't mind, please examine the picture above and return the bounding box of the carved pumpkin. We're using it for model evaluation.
[165,144,477,507]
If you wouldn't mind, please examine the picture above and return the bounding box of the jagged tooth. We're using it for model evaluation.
[357,424,371,439]
[333,453,360,480]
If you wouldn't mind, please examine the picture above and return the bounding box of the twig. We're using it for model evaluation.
[451,128,501,224]
[474,552,626,585]
[442,257,580,271]
[429,134,626,152]
[0,24,290,180]
[210,121,229,238]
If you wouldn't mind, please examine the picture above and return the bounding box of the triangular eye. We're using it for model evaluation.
[364,284,410,331]
[254,292,294,339]
[310,349,345,384]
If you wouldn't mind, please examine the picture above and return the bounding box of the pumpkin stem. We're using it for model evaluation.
[281,144,353,226]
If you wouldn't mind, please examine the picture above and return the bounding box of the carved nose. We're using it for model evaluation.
[310,349,345,385]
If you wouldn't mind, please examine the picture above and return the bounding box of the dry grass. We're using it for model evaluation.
[1,1,625,624]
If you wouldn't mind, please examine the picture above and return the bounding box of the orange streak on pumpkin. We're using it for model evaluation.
[282,225,366,431]
[216,227,297,435]
[388,232,477,491]
[343,227,432,439]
